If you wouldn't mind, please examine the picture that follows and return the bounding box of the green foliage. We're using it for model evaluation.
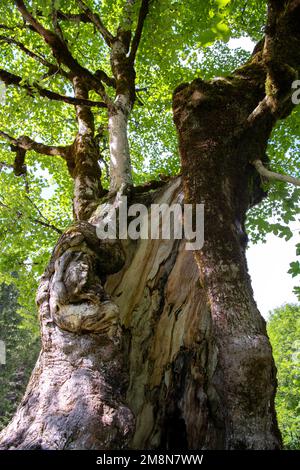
[268,304,300,449]
[0,283,40,429]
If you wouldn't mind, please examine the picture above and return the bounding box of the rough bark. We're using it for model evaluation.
[0,178,216,450]
[172,74,281,448]
[67,77,106,220]
[108,36,136,192]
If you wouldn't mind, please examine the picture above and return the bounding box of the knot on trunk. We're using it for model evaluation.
[37,221,125,336]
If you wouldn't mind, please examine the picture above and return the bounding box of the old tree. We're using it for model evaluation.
[0,0,300,450]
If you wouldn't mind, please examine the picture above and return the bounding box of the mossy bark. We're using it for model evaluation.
[171,65,282,449]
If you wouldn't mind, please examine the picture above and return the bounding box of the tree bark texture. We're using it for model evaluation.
[172,75,280,448]
[108,37,136,192]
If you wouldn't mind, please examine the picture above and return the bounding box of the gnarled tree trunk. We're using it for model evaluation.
[0,176,281,450]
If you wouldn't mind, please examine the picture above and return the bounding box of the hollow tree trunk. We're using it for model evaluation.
[0,176,281,450]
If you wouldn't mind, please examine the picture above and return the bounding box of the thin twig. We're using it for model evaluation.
[252,159,300,187]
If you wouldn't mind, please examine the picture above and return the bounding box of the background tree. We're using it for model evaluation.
[0,283,39,430]
[268,303,300,450]
[0,0,299,450]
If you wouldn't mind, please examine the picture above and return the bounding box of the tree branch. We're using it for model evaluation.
[261,0,300,116]
[25,195,63,234]
[74,0,115,47]
[0,35,49,66]
[51,1,65,43]
[252,159,300,187]
[129,0,150,63]
[15,0,90,75]
[0,199,63,234]
[0,35,70,79]
[0,69,107,108]
[236,1,300,131]
[0,130,68,157]
[15,1,110,101]
[56,11,92,24]
[94,70,116,88]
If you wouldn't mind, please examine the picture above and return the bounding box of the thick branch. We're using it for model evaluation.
[261,0,300,116]
[252,159,300,187]
[225,0,300,164]
[0,130,68,157]
[73,76,95,136]
[70,76,105,220]
[75,0,115,47]
[15,0,91,76]
[0,24,15,30]
[51,2,65,43]
[129,0,150,63]
[13,146,27,176]
[0,69,107,108]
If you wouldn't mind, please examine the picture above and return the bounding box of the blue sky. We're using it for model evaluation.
[247,229,299,320]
